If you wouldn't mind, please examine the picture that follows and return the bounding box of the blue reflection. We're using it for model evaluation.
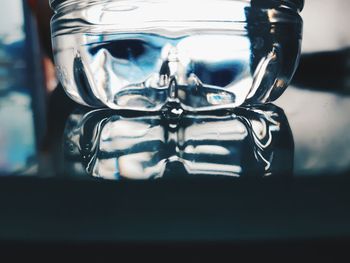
[64,104,294,179]
[0,0,36,175]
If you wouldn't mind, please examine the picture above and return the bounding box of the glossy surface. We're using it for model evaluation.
[64,104,293,179]
[51,0,302,111]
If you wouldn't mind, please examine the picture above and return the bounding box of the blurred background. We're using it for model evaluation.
[0,0,349,177]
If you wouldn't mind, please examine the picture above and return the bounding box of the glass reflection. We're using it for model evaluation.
[63,104,293,179]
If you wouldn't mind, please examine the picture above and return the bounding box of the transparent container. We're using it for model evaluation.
[50,0,303,111]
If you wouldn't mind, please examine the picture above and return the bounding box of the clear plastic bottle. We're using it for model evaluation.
[50,0,303,111]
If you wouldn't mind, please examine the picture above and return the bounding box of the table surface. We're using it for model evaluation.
[0,83,350,244]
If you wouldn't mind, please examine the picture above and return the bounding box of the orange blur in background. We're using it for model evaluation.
[27,0,57,93]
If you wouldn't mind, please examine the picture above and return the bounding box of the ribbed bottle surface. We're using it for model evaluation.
[50,0,303,111]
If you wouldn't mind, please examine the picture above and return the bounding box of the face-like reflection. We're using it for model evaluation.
[63,104,293,179]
